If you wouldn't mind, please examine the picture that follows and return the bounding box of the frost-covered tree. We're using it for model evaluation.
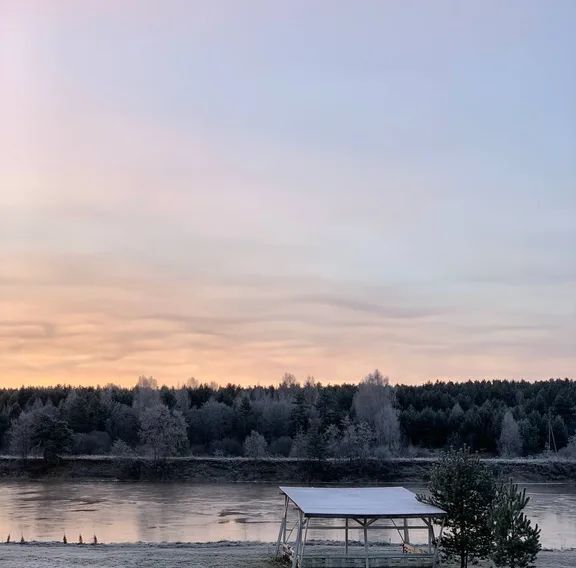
[340,416,374,461]
[449,402,465,427]
[132,376,161,417]
[353,370,401,452]
[174,388,191,414]
[243,430,268,458]
[9,405,72,462]
[499,411,522,457]
[8,410,36,458]
[139,404,188,461]
[325,424,341,458]
[374,405,401,452]
[279,373,299,390]
[564,435,576,458]
[110,439,134,457]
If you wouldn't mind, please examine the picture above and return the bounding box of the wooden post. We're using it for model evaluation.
[403,518,410,544]
[345,518,349,556]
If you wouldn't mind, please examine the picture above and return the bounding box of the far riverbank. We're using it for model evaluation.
[1,456,575,483]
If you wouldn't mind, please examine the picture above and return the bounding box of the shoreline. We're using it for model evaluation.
[0,542,574,568]
[1,456,576,483]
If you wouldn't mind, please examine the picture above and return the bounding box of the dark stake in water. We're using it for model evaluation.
[0,481,574,549]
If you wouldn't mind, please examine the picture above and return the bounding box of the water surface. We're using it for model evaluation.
[0,481,573,549]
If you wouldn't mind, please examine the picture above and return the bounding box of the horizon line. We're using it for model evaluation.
[3,376,574,391]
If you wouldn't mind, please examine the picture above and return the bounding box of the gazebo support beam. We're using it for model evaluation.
[298,517,309,566]
[433,518,446,567]
[291,511,304,568]
[403,517,410,544]
[363,518,369,568]
[275,495,289,556]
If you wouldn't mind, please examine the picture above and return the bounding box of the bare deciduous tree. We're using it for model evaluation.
[8,411,36,458]
[243,430,268,458]
[564,435,576,458]
[132,376,161,418]
[498,410,522,457]
[353,370,401,452]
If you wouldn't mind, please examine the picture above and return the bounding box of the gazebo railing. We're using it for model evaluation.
[277,512,444,568]
[282,542,436,568]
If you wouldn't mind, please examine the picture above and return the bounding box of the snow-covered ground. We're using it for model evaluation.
[0,542,277,568]
[0,543,574,568]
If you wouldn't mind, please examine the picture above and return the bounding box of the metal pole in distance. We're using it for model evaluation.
[345,518,349,556]
[291,511,304,568]
[276,495,289,556]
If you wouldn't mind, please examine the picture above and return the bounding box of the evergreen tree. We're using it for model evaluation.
[31,410,73,464]
[339,417,374,462]
[491,482,541,568]
[290,391,309,434]
[306,418,327,461]
[421,447,496,568]
[289,429,309,458]
[238,397,253,438]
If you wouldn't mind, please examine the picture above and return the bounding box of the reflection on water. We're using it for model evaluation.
[0,481,574,549]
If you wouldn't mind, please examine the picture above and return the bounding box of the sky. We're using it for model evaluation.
[1,0,575,387]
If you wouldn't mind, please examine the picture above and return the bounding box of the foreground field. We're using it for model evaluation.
[0,543,574,568]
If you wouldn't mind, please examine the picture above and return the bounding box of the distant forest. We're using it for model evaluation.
[1,373,576,461]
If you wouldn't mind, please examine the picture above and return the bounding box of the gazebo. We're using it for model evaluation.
[276,486,447,568]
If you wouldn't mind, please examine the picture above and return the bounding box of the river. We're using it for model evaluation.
[0,481,574,549]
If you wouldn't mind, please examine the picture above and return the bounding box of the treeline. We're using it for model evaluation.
[0,373,575,461]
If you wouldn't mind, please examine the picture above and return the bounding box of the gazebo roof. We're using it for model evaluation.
[279,486,447,519]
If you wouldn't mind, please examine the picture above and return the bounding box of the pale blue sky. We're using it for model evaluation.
[1,0,575,385]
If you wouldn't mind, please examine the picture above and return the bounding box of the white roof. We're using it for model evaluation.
[280,486,446,518]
